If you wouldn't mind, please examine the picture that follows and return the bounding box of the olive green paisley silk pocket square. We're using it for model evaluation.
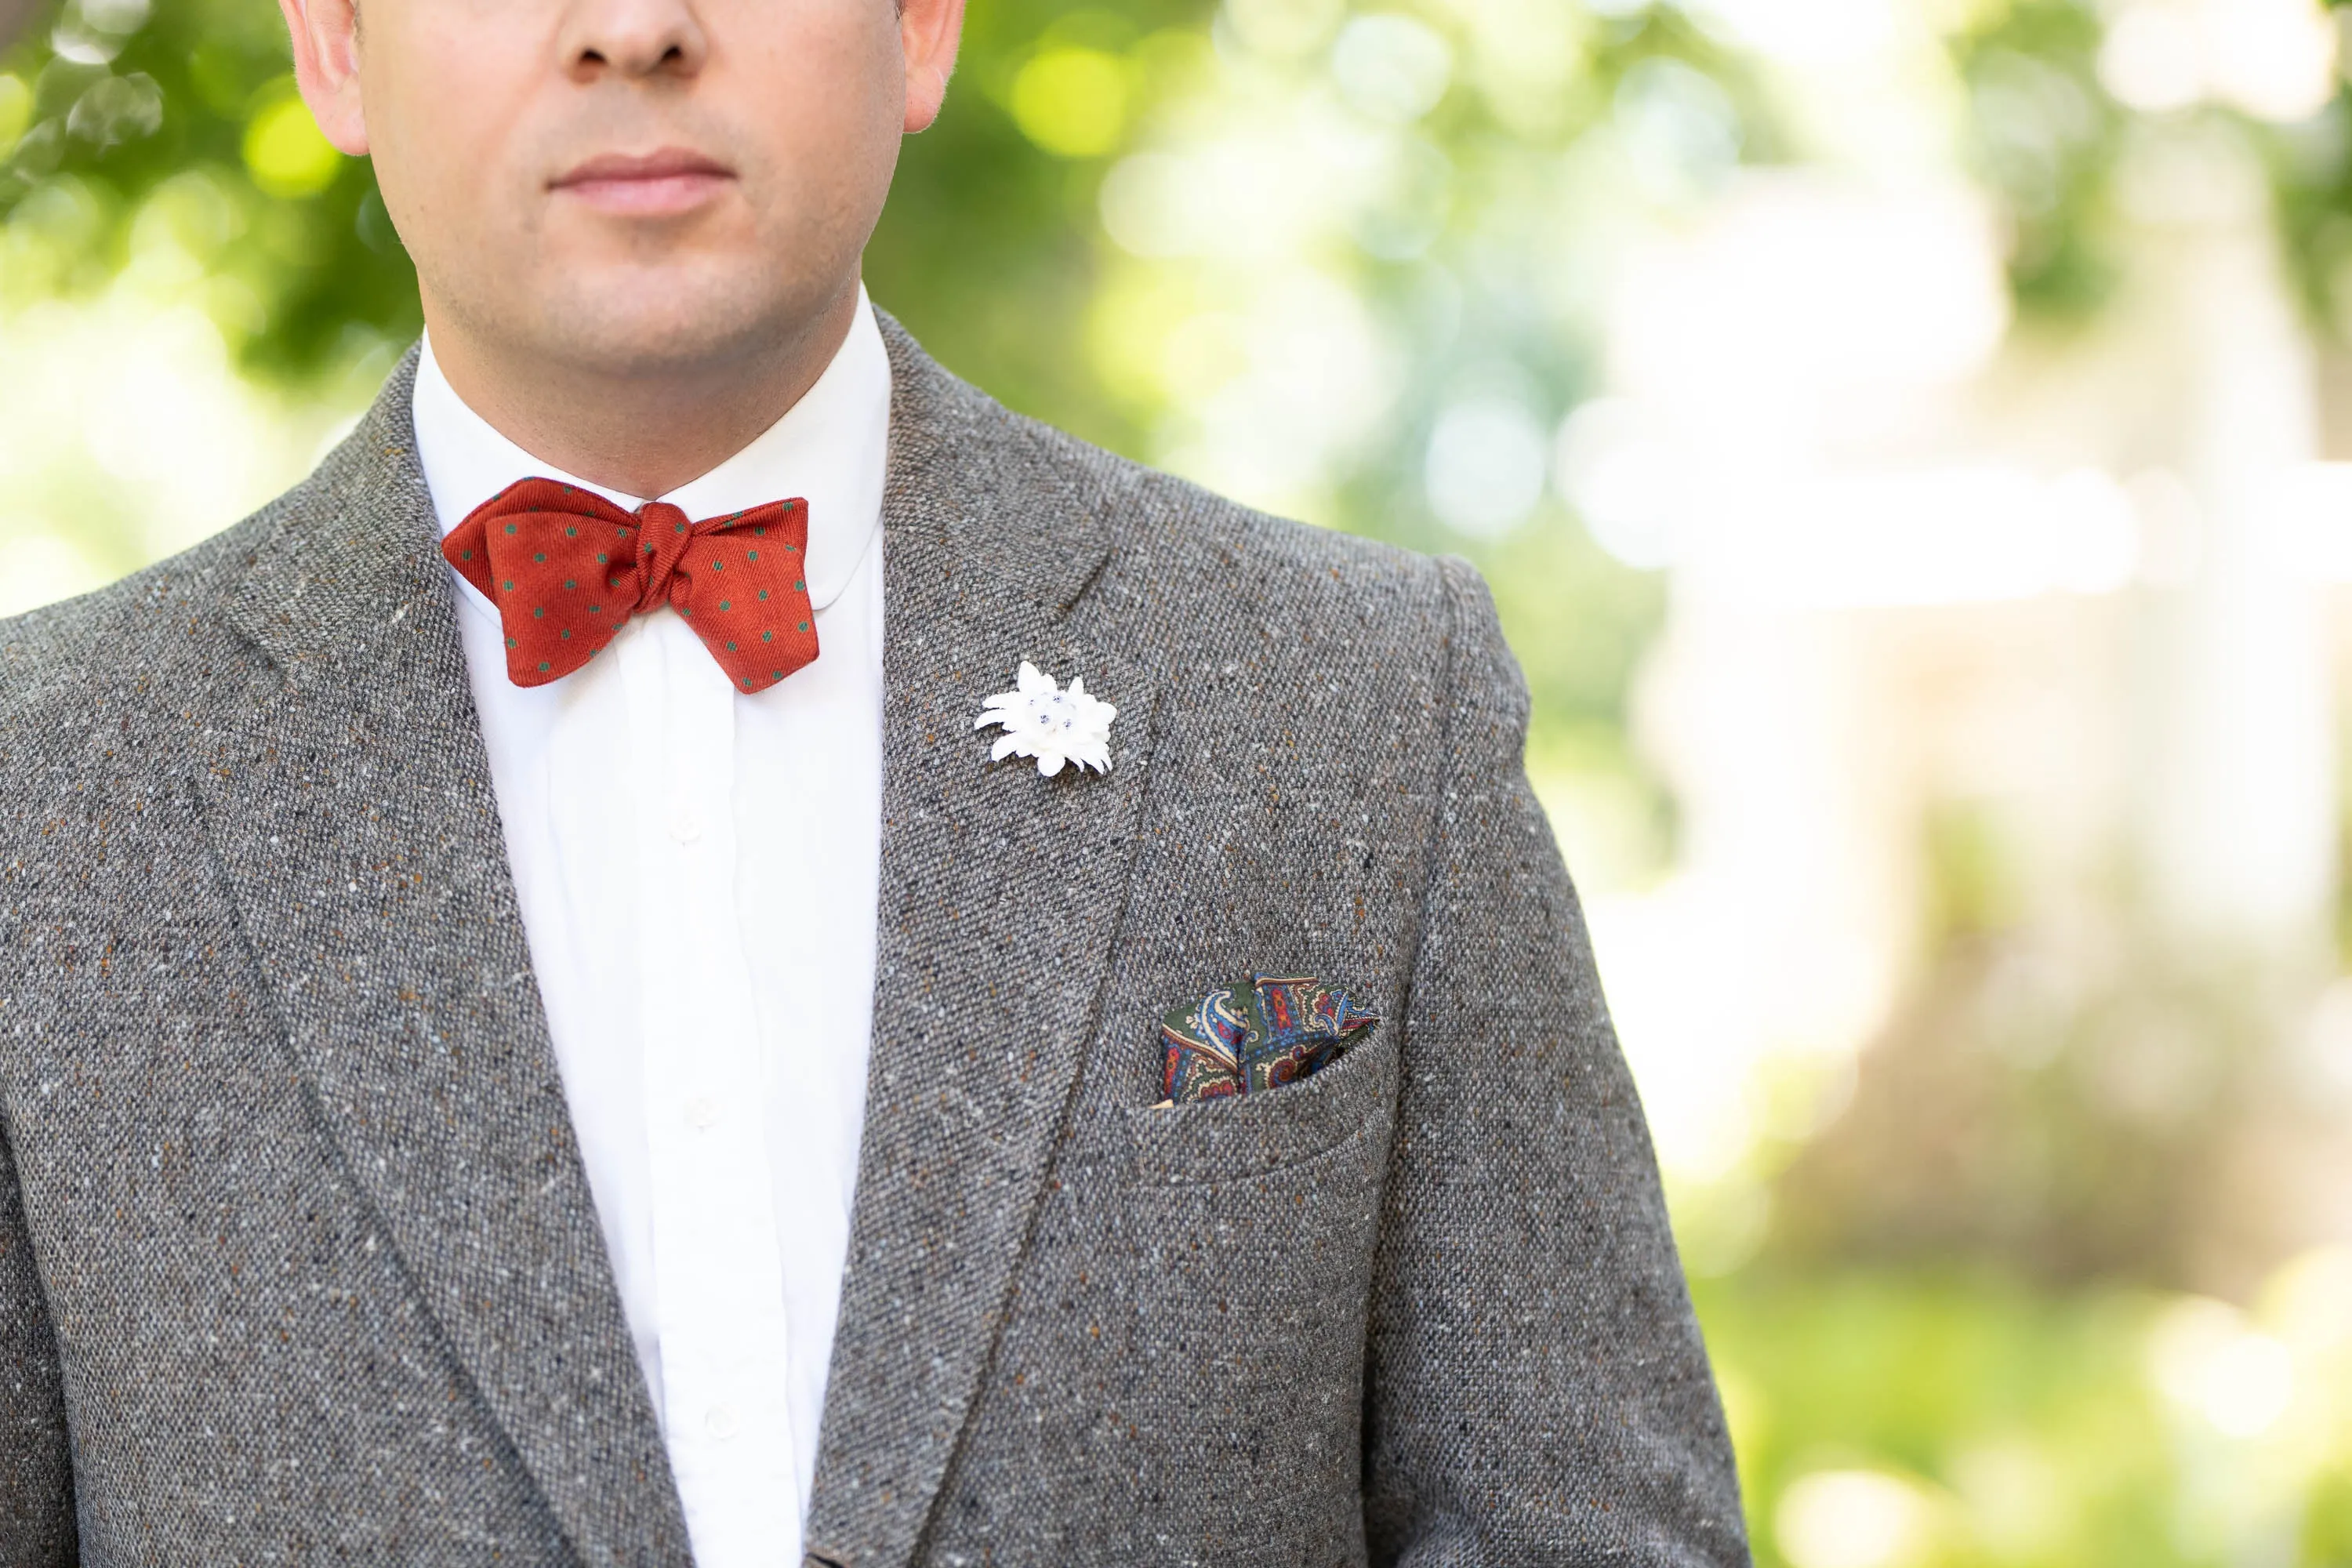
[1156,975,1381,1107]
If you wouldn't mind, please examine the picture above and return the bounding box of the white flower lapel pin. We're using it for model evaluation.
[975,660,1117,777]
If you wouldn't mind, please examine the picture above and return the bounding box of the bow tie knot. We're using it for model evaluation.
[442,477,821,691]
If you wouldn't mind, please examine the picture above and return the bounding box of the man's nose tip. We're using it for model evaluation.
[564,0,709,80]
[576,38,694,76]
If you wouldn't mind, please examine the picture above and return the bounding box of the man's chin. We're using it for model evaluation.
[513,278,815,379]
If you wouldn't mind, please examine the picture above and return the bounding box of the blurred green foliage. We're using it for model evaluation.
[1951,0,2352,336]
[0,0,414,370]
[1701,1269,2187,1568]
[1949,0,2126,317]
[866,0,1203,460]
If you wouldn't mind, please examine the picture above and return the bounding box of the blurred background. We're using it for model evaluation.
[9,0,2352,1559]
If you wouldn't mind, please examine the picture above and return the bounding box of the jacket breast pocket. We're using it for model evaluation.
[1109,1016,1404,1187]
[940,1025,1403,1565]
[1091,1024,1397,1565]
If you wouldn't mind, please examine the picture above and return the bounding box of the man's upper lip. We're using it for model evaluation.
[553,148,734,187]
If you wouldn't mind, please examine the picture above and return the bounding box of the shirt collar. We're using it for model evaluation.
[411,284,890,615]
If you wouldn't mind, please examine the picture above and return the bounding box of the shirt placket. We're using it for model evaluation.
[619,612,801,1568]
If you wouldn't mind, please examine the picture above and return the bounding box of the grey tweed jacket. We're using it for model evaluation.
[0,317,1748,1567]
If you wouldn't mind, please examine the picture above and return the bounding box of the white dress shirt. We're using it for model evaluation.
[410,292,887,1568]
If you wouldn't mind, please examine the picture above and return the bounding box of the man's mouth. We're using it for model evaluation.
[550,148,736,216]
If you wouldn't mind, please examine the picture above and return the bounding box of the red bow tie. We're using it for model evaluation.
[441,477,821,691]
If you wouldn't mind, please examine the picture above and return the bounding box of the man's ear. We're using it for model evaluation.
[278,0,370,155]
[900,0,967,135]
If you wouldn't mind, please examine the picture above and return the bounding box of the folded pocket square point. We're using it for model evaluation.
[1158,974,1379,1106]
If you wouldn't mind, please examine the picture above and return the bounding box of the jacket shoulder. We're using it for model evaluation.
[1036,414,1431,573]
[985,404,1454,673]
[0,510,276,724]
[881,310,1456,655]
[0,500,299,858]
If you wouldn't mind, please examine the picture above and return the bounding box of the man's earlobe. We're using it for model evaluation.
[278,0,371,155]
[900,0,965,134]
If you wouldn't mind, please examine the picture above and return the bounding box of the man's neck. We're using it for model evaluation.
[420,283,863,501]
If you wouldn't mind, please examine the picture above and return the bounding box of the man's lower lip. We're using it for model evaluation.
[554,172,732,215]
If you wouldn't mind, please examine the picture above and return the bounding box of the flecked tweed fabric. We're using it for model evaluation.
[0,314,1750,1567]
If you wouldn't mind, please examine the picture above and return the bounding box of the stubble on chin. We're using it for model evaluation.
[448,174,864,386]
[423,216,813,388]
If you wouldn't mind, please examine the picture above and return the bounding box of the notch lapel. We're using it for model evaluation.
[801,321,1161,1568]
[193,359,692,1568]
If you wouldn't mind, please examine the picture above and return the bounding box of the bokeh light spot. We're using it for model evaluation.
[1331,14,1453,123]
[1776,1469,1940,1568]
[1426,394,1548,538]
[243,93,343,200]
[1011,47,1132,159]
[0,75,31,161]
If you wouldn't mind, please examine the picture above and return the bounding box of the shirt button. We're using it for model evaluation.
[684,1096,720,1131]
[706,1403,741,1439]
[669,811,703,845]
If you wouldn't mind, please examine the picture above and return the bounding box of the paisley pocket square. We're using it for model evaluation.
[1156,975,1381,1106]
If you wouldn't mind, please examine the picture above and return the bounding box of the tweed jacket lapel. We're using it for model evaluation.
[799,321,1161,1568]
[194,358,694,1568]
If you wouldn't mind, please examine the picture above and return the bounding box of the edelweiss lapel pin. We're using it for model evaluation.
[975,660,1117,776]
